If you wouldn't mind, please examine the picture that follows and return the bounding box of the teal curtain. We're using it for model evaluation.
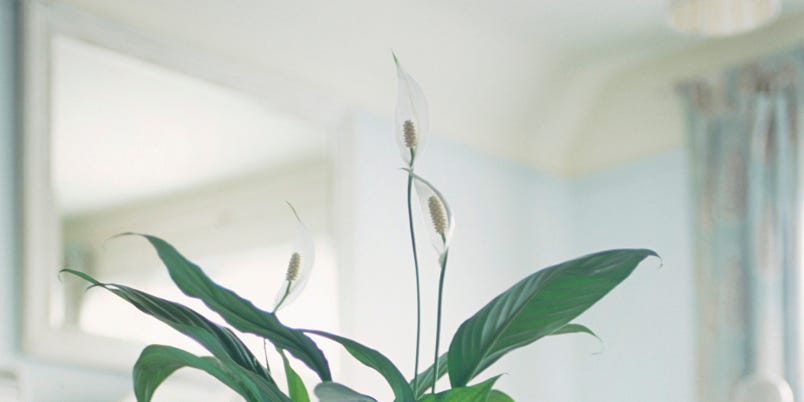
[680,48,804,402]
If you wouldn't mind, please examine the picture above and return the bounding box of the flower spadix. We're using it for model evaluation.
[394,54,429,167]
[404,169,454,257]
[274,203,315,311]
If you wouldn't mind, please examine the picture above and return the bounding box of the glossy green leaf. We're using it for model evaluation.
[418,376,499,402]
[61,269,270,382]
[314,382,377,402]
[411,353,447,399]
[279,349,310,402]
[304,329,415,402]
[448,249,658,387]
[412,322,591,400]
[133,344,289,402]
[553,323,604,354]
[487,390,515,402]
[553,323,596,337]
[127,233,332,382]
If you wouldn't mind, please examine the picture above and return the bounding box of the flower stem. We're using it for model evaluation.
[267,282,293,374]
[274,281,292,312]
[432,248,449,394]
[406,171,424,391]
[262,339,270,373]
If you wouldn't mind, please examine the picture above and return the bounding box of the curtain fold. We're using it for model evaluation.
[679,47,804,402]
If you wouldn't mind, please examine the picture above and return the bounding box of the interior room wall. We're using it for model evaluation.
[569,150,694,402]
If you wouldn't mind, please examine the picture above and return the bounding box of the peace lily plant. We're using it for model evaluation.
[63,56,659,402]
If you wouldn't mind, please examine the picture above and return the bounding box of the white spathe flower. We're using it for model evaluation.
[274,203,315,311]
[404,169,454,257]
[394,54,429,167]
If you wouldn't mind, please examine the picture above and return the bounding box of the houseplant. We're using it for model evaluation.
[63,57,659,402]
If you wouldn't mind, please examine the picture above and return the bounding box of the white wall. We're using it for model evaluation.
[341,114,694,401]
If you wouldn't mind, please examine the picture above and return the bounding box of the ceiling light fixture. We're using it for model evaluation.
[668,0,781,36]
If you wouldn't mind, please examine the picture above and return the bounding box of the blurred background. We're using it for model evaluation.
[3,0,804,401]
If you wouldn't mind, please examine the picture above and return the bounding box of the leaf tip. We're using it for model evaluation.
[643,250,663,269]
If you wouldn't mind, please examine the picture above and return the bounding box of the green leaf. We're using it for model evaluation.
[61,269,270,382]
[552,323,604,354]
[411,353,448,399]
[279,349,310,402]
[553,323,600,340]
[418,376,499,402]
[133,344,289,402]
[409,325,596,400]
[128,234,332,382]
[448,249,658,387]
[412,322,592,399]
[304,329,415,402]
[487,390,515,402]
[314,382,377,402]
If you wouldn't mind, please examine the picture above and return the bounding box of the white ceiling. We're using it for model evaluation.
[50,0,804,175]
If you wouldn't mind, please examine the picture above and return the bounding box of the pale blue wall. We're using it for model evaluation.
[570,150,694,402]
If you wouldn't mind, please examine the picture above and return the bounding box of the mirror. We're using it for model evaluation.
[21,3,345,389]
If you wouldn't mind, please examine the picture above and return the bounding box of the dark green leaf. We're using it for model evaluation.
[448,249,657,387]
[61,269,270,382]
[314,382,377,402]
[412,322,593,399]
[411,353,447,399]
[418,376,499,402]
[133,344,289,402]
[552,323,604,353]
[128,234,332,382]
[552,323,599,339]
[304,329,415,402]
[487,390,515,402]
[280,349,310,402]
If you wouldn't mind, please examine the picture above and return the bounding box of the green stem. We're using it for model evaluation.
[274,281,292,313]
[406,165,424,391]
[432,248,449,394]
[266,281,293,373]
[262,339,270,373]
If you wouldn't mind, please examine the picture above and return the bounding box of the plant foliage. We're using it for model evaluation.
[62,56,659,401]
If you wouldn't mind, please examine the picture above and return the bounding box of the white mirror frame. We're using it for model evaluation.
[20,0,354,372]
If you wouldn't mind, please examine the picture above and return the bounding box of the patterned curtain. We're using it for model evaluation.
[679,48,804,402]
